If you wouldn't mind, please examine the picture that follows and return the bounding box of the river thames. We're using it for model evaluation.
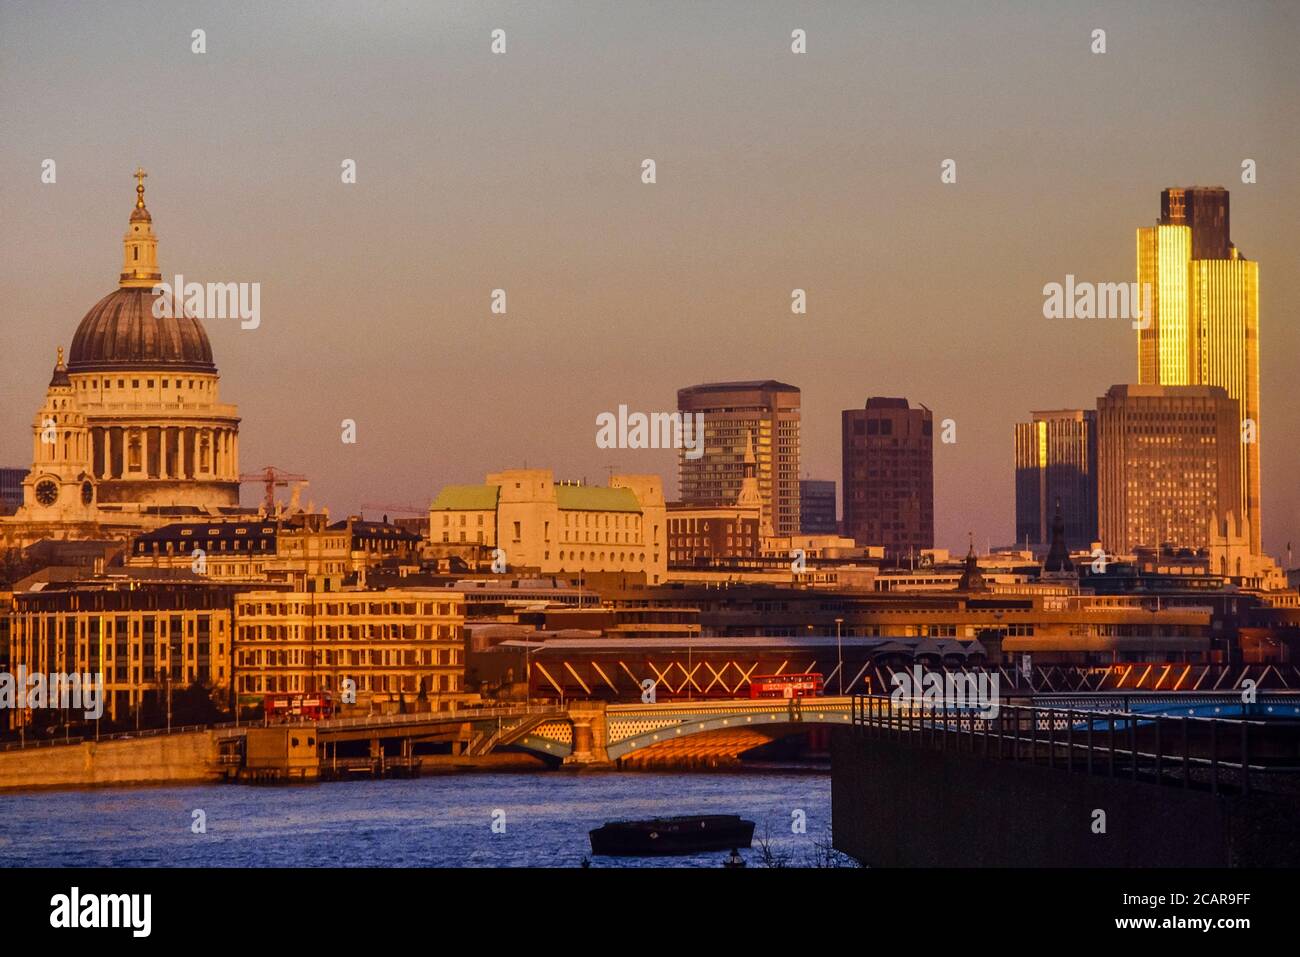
[0,769,834,868]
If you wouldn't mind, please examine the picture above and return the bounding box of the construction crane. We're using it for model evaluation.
[239,465,309,513]
[360,503,428,523]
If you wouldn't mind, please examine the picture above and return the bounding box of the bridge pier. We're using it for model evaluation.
[563,702,614,768]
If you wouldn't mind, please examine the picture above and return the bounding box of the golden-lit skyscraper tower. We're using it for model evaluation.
[1137,187,1260,553]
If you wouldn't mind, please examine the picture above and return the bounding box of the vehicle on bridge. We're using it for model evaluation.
[263,692,335,722]
[748,673,824,699]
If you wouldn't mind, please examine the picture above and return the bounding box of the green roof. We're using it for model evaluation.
[556,485,641,513]
[430,485,500,511]
[429,483,641,513]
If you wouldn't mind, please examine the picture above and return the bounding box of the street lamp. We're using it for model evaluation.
[835,618,844,695]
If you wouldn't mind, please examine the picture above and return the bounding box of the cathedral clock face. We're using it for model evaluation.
[81,481,94,505]
[35,480,59,506]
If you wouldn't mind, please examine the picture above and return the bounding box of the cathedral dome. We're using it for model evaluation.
[67,286,216,374]
[66,168,217,375]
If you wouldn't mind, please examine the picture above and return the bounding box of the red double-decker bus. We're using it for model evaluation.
[747,673,824,699]
[263,692,335,722]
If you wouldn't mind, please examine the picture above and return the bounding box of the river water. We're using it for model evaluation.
[0,769,834,868]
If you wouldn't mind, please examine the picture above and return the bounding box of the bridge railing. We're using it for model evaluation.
[310,703,561,731]
[850,694,1291,797]
[1,705,571,752]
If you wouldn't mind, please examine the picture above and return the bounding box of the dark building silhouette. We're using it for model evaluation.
[1160,186,1232,260]
[1042,499,1075,575]
[841,397,933,559]
[1014,410,1097,551]
[799,479,837,534]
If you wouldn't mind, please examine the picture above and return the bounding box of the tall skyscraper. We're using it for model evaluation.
[799,479,837,534]
[676,380,801,536]
[1014,410,1097,551]
[1097,384,1240,554]
[841,397,933,558]
[1137,186,1260,552]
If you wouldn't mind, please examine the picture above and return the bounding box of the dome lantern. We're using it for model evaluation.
[120,167,161,288]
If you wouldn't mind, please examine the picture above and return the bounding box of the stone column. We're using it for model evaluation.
[563,701,613,767]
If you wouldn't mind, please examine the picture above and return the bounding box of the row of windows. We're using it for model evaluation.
[237,601,460,617]
[79,377,208,391]
[237,647,460,667]
[240,673,459,694]
[238,623,459,641]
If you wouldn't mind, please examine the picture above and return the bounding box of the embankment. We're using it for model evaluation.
[0,732,222,792]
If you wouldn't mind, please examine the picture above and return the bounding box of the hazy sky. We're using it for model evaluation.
[2,1,1297,557]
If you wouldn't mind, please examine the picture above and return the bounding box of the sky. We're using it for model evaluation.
[2,0,1297,558]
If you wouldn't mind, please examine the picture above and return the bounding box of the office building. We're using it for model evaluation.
[1097,384,1240,554]
[799,479,837,534]
[842,397,934,558]
[232,589,468,712]
[1014,410,1098,550]
[1137,187,1260,552]
[676,380,801,536]
[5,579,247,728]
[429,468,667,583]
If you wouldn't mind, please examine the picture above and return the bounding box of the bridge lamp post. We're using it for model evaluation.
[835,618,844,695]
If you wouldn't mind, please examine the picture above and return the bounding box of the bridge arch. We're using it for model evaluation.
[604,698,853,760]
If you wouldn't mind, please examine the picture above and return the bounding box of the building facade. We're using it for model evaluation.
[676,380,801,536]
[1014,409,1098,550]
[1137,187,1261,553]
[5,579,245,728]
[1097,384,1240,554]
[799,479,837,534]
[232,589,467,712]
[667,503,762,565]
[125,516,420,584]
[842,397,934,558]
[429,469,667,583]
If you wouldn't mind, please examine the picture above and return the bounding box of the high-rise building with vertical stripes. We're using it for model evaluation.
[1137,187,1260,552]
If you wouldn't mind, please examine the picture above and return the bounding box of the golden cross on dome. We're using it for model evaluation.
[133,167,148,206]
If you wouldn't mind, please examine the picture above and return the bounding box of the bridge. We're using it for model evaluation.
[217,697,857,769]
[516,696,854,765]
[206,687,1300,775]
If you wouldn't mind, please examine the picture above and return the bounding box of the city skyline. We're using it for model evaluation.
[4,0,1300,899]
[2,2,1296,558]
